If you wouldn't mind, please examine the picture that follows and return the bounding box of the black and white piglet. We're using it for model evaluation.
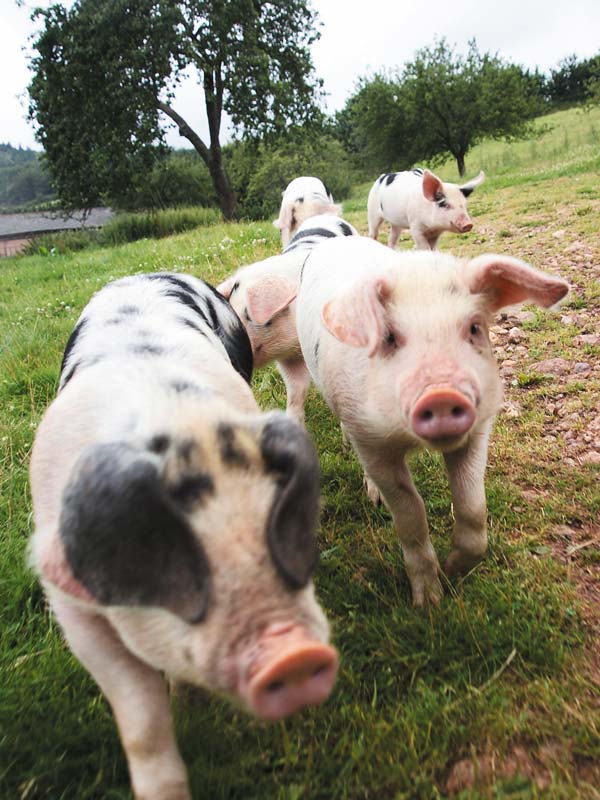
[30,272,337,800]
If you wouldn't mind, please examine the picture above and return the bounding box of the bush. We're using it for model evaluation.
[22,206,220,256]
[225,134,359,220]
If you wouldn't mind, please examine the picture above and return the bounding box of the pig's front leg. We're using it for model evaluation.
[52,599,190,800]
[277,357,312,426]
[443,425,491,577]
[357,447,443,606]
[408,223,433,251]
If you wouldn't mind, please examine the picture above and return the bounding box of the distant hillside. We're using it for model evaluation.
[0,143,56,212]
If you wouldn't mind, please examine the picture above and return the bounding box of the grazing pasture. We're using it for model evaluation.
[1,105,599,798]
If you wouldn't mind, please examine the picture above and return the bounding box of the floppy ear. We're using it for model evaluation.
[59,443,212,623]
[273,202,295,232]
[260,414,320,589]
[466,254,569,312]
[246,276,297,325]
[422,169,444,201]
[460,170,485,198]
[216,276,236,299]
[321,274,395,357]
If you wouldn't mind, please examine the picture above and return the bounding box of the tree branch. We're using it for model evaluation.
[157,101,210,163]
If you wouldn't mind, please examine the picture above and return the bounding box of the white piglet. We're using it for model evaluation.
[274,176,342,247]
[296,237,568,605]
[218,215,358,424]
[30,272,338,800]
[368,167,485,250]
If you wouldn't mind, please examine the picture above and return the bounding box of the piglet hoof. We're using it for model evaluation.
[444,549,484,579]
[363,475,382,506]
[409,570,443,608]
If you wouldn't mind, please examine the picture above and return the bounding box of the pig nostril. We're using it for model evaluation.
[266,679,285,693]
[451,406,465,418]
[421,410,434,421]
[312,663,327,677]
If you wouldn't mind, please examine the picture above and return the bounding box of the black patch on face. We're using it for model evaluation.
[60,317,87,377]
[385,172,397,186]
[217,422,250,468]
[412,168,424,176]
[130,343,165,357]
[260,415,320,589]
[60,442,212,624]
[118,305,140,315]
[169,472,215,509]
[148,434,170,454]
[460,187,474,198]
[434,191,449,208]
[338,221,354,237]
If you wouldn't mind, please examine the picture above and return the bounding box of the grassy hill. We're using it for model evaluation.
[1,106,599,798]
[0,143,56,212]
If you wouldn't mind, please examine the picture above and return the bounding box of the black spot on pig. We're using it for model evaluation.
[60,317,87,377]
[297,196,305,203]
[377,173,387,184]
[130,343,165,357]
[60,360,80,389]
[217,422,250,468]
[148,434,170,454]
[169,472,215,509]
[314,341,319,364]
[385,173,397,186]
[170,379,204,395]
[412,168,424,177]
[203,283,254,385]
[338,221,354,237]
[60,442,213,623]
[260,415,320,589]
[118,305,141,315]
[460,187,474,198]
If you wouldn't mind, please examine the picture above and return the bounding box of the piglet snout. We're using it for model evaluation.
[247,641,338,720]
[411,387,475,442]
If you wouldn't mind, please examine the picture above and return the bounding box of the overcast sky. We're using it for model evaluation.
[2,0,600,151]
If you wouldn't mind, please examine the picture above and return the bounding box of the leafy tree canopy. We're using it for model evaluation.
[337,39,545,176]
[28,0,323,217]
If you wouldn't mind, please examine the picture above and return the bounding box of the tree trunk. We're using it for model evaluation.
[157,100,236,221]
[456,152,466,177]
[208,152,236,220]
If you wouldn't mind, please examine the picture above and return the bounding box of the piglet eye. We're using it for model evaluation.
[470,323,480,336]
[385,331,397,348]
[264,320,273,328]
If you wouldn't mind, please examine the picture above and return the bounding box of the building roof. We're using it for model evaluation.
[0,207,114,239]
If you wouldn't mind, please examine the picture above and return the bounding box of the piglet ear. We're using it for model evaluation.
[260,414,320,589]
[460,170,485,197]
[322,274,394,357]
[323,202,342,217]
[59,443,212,624]
[246,276,297,325]
[216,276,236,299]
[273,203,294,233]
[422,169,444,201]
[467,254,569,311]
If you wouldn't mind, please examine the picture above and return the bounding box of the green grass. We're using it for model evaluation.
[1,105,599,799]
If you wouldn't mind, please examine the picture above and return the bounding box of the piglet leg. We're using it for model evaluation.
[52,599,190,800]
[443,425,490,577]
[357,449,443,606]
[277,357,312,426]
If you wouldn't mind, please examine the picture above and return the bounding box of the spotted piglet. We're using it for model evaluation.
[368,167,485,250]
[296,237,568,606]
[30,273,338,800]
[218,214,358,424]
[274,176,342,247]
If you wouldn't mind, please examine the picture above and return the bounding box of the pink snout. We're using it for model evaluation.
[411,388,476,442]
[247,642,338,721]
[454,219,473,233]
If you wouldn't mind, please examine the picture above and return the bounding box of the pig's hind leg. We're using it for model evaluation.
[52,599,190,800]
[357,448,443,606]
[443,425,491,578]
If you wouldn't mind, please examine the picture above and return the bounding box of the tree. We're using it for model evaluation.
[338,39,544,177]
[28,0,323,218]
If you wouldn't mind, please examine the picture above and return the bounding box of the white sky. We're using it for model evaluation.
[1,0,600,151]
